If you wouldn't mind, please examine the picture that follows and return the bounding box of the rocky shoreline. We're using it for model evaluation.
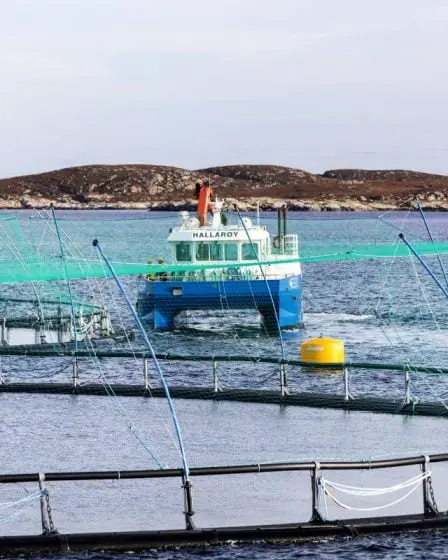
[2,197,447,212]
[1,164,447,211]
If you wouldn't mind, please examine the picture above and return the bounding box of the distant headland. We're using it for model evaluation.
[1,164,447,211]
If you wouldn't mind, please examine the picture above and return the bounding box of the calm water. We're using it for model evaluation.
[2,210,448,558]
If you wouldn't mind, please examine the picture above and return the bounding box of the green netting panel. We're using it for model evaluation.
[1,240,448,282]
[299,241,448,262]
[1,213,448,283]
[0,216,100,310]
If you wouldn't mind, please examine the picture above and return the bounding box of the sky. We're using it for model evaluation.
[1,0,448,178]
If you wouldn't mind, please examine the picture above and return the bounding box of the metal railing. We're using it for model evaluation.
[2,452,445,535]
[0,349,446,407]
[144,270,297,282]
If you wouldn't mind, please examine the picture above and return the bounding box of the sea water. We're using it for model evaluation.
[1,210,448,558]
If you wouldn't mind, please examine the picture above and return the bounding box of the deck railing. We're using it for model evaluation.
[145,270,298,282]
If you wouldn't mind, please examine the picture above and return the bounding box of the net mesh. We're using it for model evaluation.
[0,214,447,282]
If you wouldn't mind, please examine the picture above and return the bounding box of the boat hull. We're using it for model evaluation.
[136,276,303,331]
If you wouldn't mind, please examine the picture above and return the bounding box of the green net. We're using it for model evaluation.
[1,240,448,282]
[1,212,448,282]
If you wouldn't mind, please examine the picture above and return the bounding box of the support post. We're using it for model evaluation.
[72,357,79,388]
[213,360,220,393]
[143,358,151,391]
[344,367,354,401]
[422,455,438,515]
[38,473,51,535]
[182,474,195,530]
[0,317,6,345]
[404,368,412,405]
[310,461,324,522]
[280,362,288,397]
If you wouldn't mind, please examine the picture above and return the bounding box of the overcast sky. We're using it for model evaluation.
[1,0,447,178]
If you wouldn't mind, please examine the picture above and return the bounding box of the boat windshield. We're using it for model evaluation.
[175,243,192,262]
[242,243,259,260]
[224,243,238,260]
[196,243,209,261]
[209,243,223,261]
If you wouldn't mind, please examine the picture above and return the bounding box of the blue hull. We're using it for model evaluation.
[137,276,303,331]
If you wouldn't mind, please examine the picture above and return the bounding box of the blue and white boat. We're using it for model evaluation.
[137,187,302,332]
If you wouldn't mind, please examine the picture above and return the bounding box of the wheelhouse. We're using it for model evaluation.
[173,240,260,264]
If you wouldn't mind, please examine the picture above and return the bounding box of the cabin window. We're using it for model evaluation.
[196,243,210,261]
[209,243,223,261]
[224,243,238,261]
[175,243,191,262]
[242,242,259,260]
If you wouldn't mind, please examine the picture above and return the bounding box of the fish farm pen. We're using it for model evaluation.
[1,348,448,418]
[3,209,448,552]
[0,453,447,553]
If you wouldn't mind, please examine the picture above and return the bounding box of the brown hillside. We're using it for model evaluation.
[0,164,448,210]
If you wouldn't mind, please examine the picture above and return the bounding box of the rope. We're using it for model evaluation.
[94,240,191,480]
[0,491,44,525]
[83,336,165,469]
[0,490,44,510]
[51,207,78,352]
[321,471,430,512]
[92,255,183,455]
[322,471,430,496]
[25,222,168,469]
[234,207,285,361]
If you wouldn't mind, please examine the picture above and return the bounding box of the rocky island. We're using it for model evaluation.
[1,164,448,211]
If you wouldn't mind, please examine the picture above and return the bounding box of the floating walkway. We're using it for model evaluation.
[1,382,448,418]
[0,348,447,418]
[3,512,448,554]
[0,453,446,553]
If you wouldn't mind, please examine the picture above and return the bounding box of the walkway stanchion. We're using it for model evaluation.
[280,363,288,397]
[38,473,55,535]
[344,366,353,401]
[310,462,324,522]
[405,369,411,405]
[182,474,195,530]
[213,360,220,393]
[72,357,79,389]
[143,358,151,391]
[422,455,438,515]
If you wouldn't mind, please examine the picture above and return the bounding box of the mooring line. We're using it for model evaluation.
[93,239,191,481]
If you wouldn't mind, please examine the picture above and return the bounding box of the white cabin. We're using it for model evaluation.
[167,203,301,281]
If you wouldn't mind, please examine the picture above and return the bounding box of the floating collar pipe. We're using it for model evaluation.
[92,239,191,480]
[415,198,448,288]
[399,233,448,301]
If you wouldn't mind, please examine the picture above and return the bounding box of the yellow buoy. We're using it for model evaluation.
[300,337,345,364]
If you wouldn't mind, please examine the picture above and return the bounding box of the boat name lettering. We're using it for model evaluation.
[192,232,238,239]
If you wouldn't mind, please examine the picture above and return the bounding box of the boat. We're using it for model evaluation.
[137,183,303,331]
